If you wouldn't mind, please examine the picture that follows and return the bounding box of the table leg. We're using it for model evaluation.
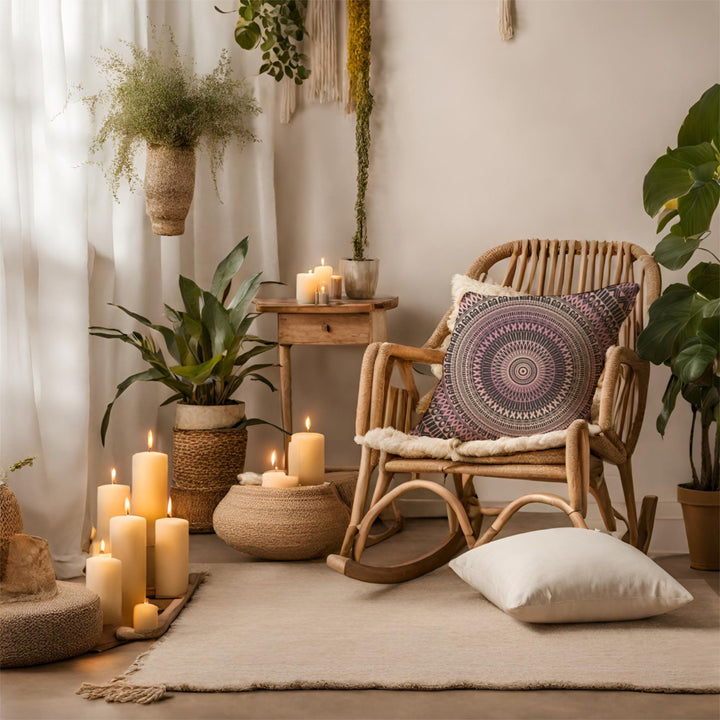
[279,343,292,464]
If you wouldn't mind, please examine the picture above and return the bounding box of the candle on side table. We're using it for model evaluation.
[155,499,189,598]
[262,451,299,488]
[330,275,343,300]
[96,467,131,553]
[132,430,168,546]
[133,599,159,632]
[296,270,317,304]
[287,417,325,486]
[313,258,333,290]
[110,499,147,626]
[85,540,122,626]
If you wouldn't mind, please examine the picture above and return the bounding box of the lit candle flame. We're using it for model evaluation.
[90,526,96,541]
[100,539,106,554]
[305,416,311,432]
[270,450,277,470]
[147,430,153,451]
[111,467,117,484]
[321,257,325,266]
[320,285,326,293]
[167,498,172,518]
[144,598,149,605]
[125,497,131,515]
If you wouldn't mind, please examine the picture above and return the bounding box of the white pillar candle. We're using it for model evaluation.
[132,430,168,545]
[155,499,190,598]
[296,271,318,304]
[110,501,147,627]
[96,467,131,552]
[287,417,325,486]
[85,541,122,626]
[133,599,159,632]
[313,258,333,290]
[262,451,299,487]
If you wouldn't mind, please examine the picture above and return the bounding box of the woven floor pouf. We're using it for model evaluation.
[0,582,102,667]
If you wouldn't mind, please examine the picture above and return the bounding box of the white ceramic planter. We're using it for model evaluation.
[174,403,245,430]
[339,258,379,299]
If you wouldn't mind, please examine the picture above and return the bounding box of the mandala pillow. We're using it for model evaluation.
[411,283,639,441]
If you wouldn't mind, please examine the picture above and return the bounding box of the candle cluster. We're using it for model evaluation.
[85,431,189,632]
[296,258,343,304]
[261,417,325,487]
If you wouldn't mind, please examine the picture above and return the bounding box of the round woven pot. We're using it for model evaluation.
[170,486,234,534]
[144,144,196,236]
[0,484,23,580]
[213,472,356,560]
[172,427,247,490]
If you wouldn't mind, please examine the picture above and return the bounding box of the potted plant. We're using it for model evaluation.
[79,26,260,236]
[90,236,281,529]
[637,83,720,570]
[0,458,36,578]
[339,0,379,300]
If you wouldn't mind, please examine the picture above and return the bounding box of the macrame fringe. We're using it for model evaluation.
[499,0,514,40]
[307,0,340,103]
[75,681,166,704]
[279,76,297,124]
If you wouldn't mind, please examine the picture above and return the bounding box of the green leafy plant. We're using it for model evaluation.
[347,0,373,261]
[637,83,720,492]
[217,1,309,84]
[79,25,260,198]
[90,237,279,445]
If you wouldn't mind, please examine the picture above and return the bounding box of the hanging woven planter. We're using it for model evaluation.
[0,484,23,580]
[144,144,196,237]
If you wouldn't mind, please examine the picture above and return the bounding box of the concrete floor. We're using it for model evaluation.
[1,514,718,720]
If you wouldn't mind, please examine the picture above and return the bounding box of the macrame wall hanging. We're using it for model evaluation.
[499,0,514,41]
[307,0,340,103]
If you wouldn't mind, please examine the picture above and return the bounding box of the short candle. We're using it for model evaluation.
[296,270,317,304]
[330,275,343,300]
[287,416,325,485]
[133,599,159,632]
[85,540,122,626]
[262,450,300,488]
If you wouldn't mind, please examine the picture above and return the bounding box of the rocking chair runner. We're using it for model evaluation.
[327,239,662,584]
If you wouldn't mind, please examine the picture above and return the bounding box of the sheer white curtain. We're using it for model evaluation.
[0,0,279,578]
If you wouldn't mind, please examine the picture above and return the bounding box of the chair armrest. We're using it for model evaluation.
[596,346,650,456]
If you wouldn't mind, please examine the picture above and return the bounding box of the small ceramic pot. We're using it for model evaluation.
[339,258,379,299]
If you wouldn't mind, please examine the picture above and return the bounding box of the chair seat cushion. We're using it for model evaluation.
[412,284,639,442]
[449,527,693,623]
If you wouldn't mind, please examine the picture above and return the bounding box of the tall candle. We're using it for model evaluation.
[96,467,131,552]
[296,271,318,304]
[155,499,190,598]
[287,416,325,486]
[313,258,333,290]
[85,540,122,626]
[132,430,168,545]
[262,450,299,488]
[133,599,159,632]
[110,499,147,626]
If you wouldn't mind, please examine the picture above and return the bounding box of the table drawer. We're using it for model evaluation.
[278,313,377,345]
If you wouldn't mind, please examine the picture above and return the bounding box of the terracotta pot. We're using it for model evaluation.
[339,258,379,299]
[677,484,719,571]
[144,144,196,236]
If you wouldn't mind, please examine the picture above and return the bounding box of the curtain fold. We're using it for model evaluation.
[0,0,279,578]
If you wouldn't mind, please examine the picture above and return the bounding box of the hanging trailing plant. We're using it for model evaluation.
[217,1,310,84]
[347,0,373,261]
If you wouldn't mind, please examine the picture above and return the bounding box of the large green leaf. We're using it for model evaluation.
[201,292,234,355]
[673,337,717,383]
[210,237,249,299]
[228,272,263,331]
[653,232,704,270]
[111,303,180,363]
[170,352,225,385]
[657,374,681,436]
[688,262,720,299]
[179,276,202,319]
[677,84,720,148]
[637,283,696,363]
[676,179,720,237]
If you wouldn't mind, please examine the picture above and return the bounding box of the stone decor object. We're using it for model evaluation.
[0,534,57,603]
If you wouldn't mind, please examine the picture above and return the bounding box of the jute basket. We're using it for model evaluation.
[0,484,23,580]
[170,486,234,534]
[213,472,356,560]
[172,427,247,490]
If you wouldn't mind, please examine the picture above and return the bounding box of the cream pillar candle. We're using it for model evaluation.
[96,467,131,552]
[155,499,190,598]
[296,270,318,304]
[85,540,122,626]
[132,430,168,545]
[110,499,147,626]
[313,258,333,290]
[262,451,299,487]
[133,599,159,632]
[287,417,325,485]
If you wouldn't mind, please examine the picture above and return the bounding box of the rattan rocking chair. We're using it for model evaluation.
[327,239,662,584]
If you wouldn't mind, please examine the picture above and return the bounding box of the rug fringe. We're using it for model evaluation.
[75,681,166,704]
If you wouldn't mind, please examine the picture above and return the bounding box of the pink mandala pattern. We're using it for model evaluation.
[411,283,639,441]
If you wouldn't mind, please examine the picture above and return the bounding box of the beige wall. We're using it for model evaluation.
[246,0,720,551]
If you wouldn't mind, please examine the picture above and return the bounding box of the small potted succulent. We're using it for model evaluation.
[90,237,281,529]
[637,83,720,570]
[79,26,260,236]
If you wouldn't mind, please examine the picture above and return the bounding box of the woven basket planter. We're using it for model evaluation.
[170,486,234,534]
[213,472,356,560]
[0,484,23,580]
[172,427,247,490]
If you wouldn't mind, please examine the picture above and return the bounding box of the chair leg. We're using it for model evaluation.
[589,469,617,532]
[637,495,658,554]
[618,460,639,547]
[339,445,374,557]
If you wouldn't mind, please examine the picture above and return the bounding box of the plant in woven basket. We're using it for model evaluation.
[0,457,36,578]
[78,25,260,235]
[90,236,279,445]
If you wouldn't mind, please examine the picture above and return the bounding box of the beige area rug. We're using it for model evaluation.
[78,563,720,702]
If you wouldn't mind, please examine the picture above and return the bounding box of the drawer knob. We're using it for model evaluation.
[324,324,331,333]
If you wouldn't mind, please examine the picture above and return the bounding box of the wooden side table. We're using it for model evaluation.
[253,297,399,443]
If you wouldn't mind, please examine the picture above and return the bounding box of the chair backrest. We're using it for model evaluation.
[425,239,661,352]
